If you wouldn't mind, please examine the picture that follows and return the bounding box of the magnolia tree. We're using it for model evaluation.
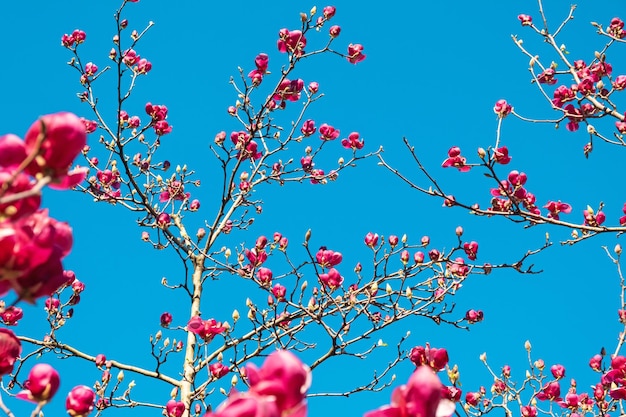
[0,1,625,417]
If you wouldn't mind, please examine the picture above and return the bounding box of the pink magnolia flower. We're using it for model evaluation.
[493,146,511,164]
[209,363,229,379]
[205,393,280,417]
[364,232,379,248]
[388,235,399,248]
[583,207,606,226]
[257,267,273,286]
[521,405,538,417]
[66,385,95,417]
[84,62,98,77]
[341,132,364,150]
[187,316,226,342]
[272,284,286,301]
[17,363,60,403]
[608,17,626,39]
[409,344,449,372]
[277,29,306,56]
[122,49,140,66]
[550,364,566,379]
[0,134,27,168]
[323,6,336,19]
[135,58,152,74]
[536,381,562,401]
[160,312,173,327]
[274,78,304,102]
[329,25,341,38]
[365,366,455,417]
[463,241,478,260]
[465,309,484,324]
[552,85,575,107]
[544,200,572,220]
[300,120,316,137]
[441,147,470,172]
[0,170,40,220]
[319,123,340,141]
[0,329,21,376]
[24,112,87,186]
[0,210,74,301]
[0,306,23,325]
[319,267,343,289]
[493,99,512,117]
[145,103,169,121]
[518,14,533,26]
[95,354,106,368]
[308,82,319,94]
[537,68,557,85]
[246,350,311,416]
[165,400,185,417]
[246,248,268,267]
[347,43,366,64]
[316,248,342,267]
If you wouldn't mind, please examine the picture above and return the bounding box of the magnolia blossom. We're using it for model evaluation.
[66,385,95,417]
[409,344,449,372]
[365,366,455,417]
[0,329,21,375]
[17,363,60,403]
[166,400,185,417]
[24,112,88,188]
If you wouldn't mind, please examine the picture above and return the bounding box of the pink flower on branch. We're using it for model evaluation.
[0,329,21,376]
[319,123,340,141]
[319,267,343,290]
[608,17,626,39]
[583,206,606,226]
[165,400,185,417]
[493,146,511,164]
[441,147,470,172]
[518,14,533,26]
[544,200,572,220]
[24,112,87,187]
[341,132,364,150]
[493,99,512,118]
[66,385,95,417]
[300,119,316,137]
[347,43,366,64]
[463,241,479,260]
[17,363,60,403]
[365,366,455,417]
[316,247,342,267]
[277,29,306,56]
[187,316,226,342]
[537,68,557,85]
[409,344,449,372]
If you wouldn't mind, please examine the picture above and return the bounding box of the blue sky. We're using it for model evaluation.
[3,1,626,416]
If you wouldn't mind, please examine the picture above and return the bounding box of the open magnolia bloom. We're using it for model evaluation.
[364,366,455,417]
[206,350,310,417]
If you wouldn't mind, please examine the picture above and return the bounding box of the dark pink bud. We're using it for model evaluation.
[550,364,565,379]
[160,312,173,327]
[66,385,95,417]
[95,354,106,368]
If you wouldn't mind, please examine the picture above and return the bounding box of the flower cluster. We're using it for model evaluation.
[0,113,89,301]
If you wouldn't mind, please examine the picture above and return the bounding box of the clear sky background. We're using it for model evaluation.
[2,1,626,416]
